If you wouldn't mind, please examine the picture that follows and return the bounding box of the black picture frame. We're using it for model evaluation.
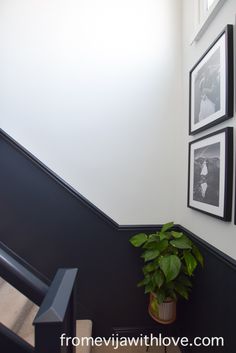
[189,25,234,135]
[188,127,233,221]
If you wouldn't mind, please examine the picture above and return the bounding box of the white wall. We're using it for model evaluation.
[0,0,182,224]
[179,0,236,259]
[2,0,234,259]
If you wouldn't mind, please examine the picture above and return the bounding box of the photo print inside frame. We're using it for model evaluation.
[194,48,221,125]
[193,142,220,207]
[188,127,233,221]
[189,25,233,135]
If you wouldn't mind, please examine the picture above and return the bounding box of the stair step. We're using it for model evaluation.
[0,279,30,330]
[0,279,182,352]
[0,277,5,288]
[76,320,93,353]
[17,302,38,346]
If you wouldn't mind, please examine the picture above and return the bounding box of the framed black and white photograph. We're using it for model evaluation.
[189,25,233,135]
[188,127,233,221]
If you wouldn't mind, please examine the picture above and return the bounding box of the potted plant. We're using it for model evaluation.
[129,222,203,324]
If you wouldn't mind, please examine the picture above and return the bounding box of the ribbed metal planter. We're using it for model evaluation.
[148,293,176,324]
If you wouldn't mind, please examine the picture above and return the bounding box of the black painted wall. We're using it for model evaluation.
[0,130,176,337]
[1,129,236,352]
[177,227,236,353]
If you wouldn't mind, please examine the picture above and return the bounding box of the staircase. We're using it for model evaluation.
[0,243,88,353]
[0,243,182,353]
[0,278,93,352]
[0,277,183,353]
[0,277,38,346]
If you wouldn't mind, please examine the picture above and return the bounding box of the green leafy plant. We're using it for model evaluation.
[129,222,203,304]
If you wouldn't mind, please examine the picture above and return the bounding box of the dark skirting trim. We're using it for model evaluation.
[177,225,236,270]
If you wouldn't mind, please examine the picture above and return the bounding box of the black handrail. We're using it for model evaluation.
[0,246,49,306]
[0,323,34,353]
[0,243,78,353]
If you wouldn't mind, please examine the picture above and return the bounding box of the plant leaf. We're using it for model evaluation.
[174,282,190,300]
[183,251,197,276]
[155,239,169,253]
[171,231,183,239]
[153,270,165,288]
[159,233,167,241]
[144,283,154,294]
[148,233,159,240]
[170,235,192,249]
[137,279,146,287]
[143,262,157,274]
[169,290,177,302]
[165,281,174,291]
[159,232,172,241]
[137,275,150,287]
[177,274,192,288]
[155,288,166,304]
[129,233,147,247]
[144,239,168,252]
[159,255,181,282]
[142,239,158,250]
[143,233,163,249]
[141,249,160,262]
[161,222,174,233]
[150,296,158,312]
[192,244,204,267]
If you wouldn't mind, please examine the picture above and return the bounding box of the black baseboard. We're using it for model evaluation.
[113,324,177,338]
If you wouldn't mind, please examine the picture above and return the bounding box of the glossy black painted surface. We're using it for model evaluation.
[0,323,33,353]
[0,243,49,305]
[0,242,77,353]
[1,129,236,352]
[34,268,78,353]
[0,130,161,337]
[176,226,236,353]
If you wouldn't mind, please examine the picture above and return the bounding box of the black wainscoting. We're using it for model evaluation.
[175,226,236,353]
[0,130,166,337]
[1,129,236,352]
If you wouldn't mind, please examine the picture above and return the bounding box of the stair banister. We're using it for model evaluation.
[0,244,48,305]
[34,268,78,353]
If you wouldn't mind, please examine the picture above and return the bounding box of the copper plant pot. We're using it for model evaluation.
[148,292,176,324]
